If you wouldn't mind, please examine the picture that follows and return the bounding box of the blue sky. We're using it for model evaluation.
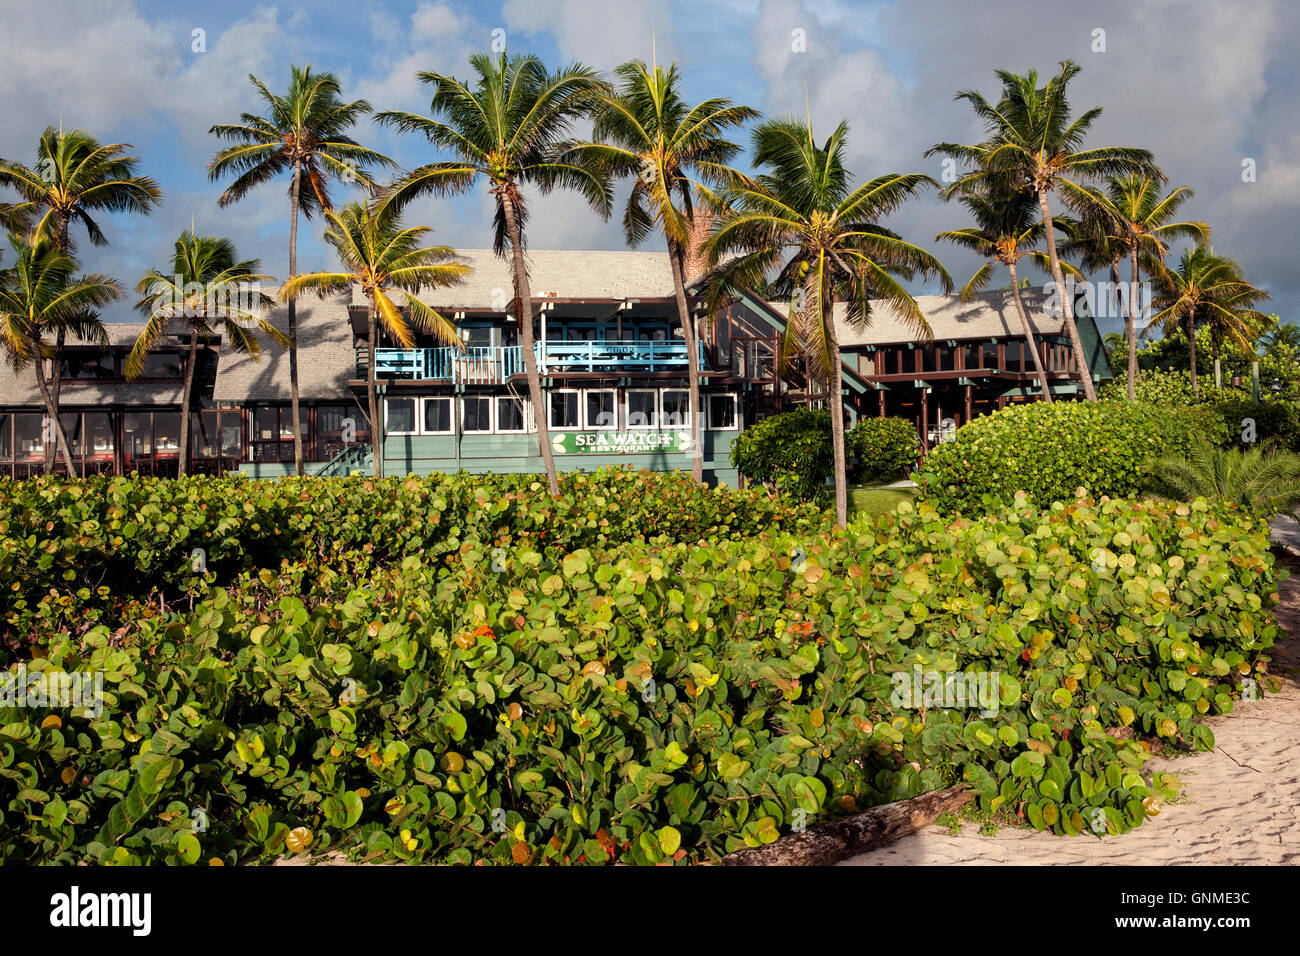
[2,0,1297,335]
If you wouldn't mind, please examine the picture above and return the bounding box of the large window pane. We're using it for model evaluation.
[463,396,492,432]
[0,413,9,460]
[254,407,277,442]
[14,414,43,460]
[85,413,114,458]
[496,396,525,433]
[385,398,417,434]
[708,394,737,430]
[154,412,181,456]
[220,414,242,458]
[627,390,657,428]
[60,351,116,379]
[138,352,183,379]
[422,398,452,434]
[123,412,151,457]
[548,391,580,429]
[661,390,689,427]
[585,390,616,429]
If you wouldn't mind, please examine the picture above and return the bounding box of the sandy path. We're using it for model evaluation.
[840,552,1300,866]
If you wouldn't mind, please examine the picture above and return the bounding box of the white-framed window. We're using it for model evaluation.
[707,393,738,430]
[584,389,617,430]
[548,389,581,429]
[626,389,658,429]
[462,395,493,433]
[385,397,418,435]
[496,395,528,433]
[421,396,454,435]
[661,389,690,429]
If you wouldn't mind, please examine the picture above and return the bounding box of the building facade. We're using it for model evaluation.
[0,250,1111,482]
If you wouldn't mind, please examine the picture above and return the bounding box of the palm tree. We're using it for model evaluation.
[1146,440,1300,517]
[1068,176,1208,398]
[568,59,758,484]
[926,61,1159,400]
[0,127,161,468]
[279,200,469,478]
[705,118,951,527]
[375,51,610,496]
[936,188,1073,403]
[208,66,395,477]
[129,232,281,477]
[0,233,120,476]
[1260,321,1300,361]
[1150,247,1270,393]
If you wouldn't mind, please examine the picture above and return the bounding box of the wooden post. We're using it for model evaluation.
[965,383,973,424]
[878,389,886,418]
[920,387,929,452]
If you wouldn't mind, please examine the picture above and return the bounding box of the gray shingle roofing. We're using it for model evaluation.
[361,248,678,308]
[766,289,1069,348]
[213,291,355,403]
[0,323,190,406]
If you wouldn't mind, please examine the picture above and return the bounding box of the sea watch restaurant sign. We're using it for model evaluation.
[551,430,694,455]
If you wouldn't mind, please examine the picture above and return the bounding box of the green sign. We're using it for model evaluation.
[551,430,694,455]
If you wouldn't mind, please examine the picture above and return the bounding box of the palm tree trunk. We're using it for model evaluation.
[1127,246,1140,400]
[668,238,704,485]
[287,163,305,477]
[1212,330,1222,390]
[825,298,848,527]
[33,354,78,478]
[178,329,198,478]
[500,188,559,496]
[367,295,381,478]
[45,213,70,474]
[1036,189,1097,400]
[1008,258,1052,404]
[1187,313,1199,395]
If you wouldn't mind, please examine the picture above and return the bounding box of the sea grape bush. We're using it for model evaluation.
[0,491,1280,864]
[914,400,1216,513]
[0,469,829,653]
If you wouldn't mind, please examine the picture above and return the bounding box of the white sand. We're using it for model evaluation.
[841,562,1300,866]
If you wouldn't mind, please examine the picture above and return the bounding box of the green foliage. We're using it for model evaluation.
[729,408,833,501]
[0,491,1279,863]
[913,400,1214,512]
[1146,441,1300,517]
[847,417,921,483]
[0,469,829,651]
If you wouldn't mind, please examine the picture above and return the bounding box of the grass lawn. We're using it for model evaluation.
[849,485,917,517]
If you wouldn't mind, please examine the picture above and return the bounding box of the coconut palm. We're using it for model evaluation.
[565,59,758,484]
[1066,176,1208,398]
[1150,247,1270,393]
[936,188,1078,403]
[1146,440,1300,517]
[129,232,281,477]
[926,61,1159,400]
[208,66,395,476]
[375,51,610,496]
[0,127,161,467]
[1261,322,1300,362]
[0,233,121,476]
[706,118,951,527]
[279,200,469,478]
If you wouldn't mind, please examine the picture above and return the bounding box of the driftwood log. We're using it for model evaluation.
[720,784,972,866]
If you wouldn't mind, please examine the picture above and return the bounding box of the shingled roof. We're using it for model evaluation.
[213,292,355,403]
[0,323,190,406]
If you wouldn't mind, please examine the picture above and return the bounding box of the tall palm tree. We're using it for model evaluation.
[926,61,1159,400]
[0,233,120,476]
[208,65,395,476]
[129,232,281,477]
[936,188,1076,403]
[1067,176,1208,398]
[375,51,610,496]
[279,200,469,478]
[1260,322,1300,361]
[706,118,951,527]
[0,127,161,468]
[567,59,758,484]
[1150,247,1271,393]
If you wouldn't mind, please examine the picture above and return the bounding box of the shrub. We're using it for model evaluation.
[729,408,832,500]
[0,469,830,653]
[847,417,920,483]
[1146,441,1300,516]
[0,494,1279,863]
[913,400,1214,512]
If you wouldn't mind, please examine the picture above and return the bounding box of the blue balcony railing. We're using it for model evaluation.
[369,340,706,383]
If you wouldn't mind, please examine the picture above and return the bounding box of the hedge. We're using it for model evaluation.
[847,417,921,483]
[914,400,1217,512]
[0,489,1280,864]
